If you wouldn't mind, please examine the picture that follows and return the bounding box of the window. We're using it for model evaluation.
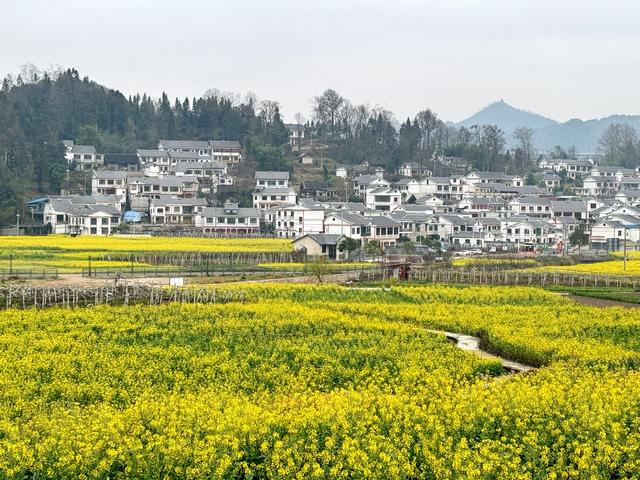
[90,218,97,225]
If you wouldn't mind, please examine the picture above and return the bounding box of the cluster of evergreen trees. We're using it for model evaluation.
[0,67,290,223]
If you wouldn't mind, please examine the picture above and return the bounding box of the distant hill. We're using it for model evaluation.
[457,100,559,133]
[456,100,640,153]
[533,115,640,153]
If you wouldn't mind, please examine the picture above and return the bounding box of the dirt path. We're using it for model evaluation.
[427,330,534,374]
[568,294,640,309]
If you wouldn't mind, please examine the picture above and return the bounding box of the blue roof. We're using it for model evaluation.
[123,211,143,222]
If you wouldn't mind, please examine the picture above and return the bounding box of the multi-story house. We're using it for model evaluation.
[285,123,305,147]
[42,195,121,235]
[156,140,243,164]
[324,211,370,241]
[508,197,552,218]
[500,217,562,245]
[352,174,390,198]
[194,202,261,235]
[537,158,594,179]
[273,204,326,238]
[211,141,243,164]
[253,172,296,210]
[550,200,588,221]
[540,173,561,193]
[397,162,432,178]
[255,171,290,188]
[365,187,402,211]
[252,187,298,210]
[149,197,207,224]
[91,171,128,198]
[465,172,523,187]
[64,141,104,170]
[158,140,212,156]
[128,176,199,200]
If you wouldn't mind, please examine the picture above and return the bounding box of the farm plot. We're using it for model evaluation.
[1,285,640,478]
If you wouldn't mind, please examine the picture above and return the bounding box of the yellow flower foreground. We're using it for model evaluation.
[2,284,640,477]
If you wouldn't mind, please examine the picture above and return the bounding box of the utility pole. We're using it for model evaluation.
[16,213,20,236]
[624,227,628,272]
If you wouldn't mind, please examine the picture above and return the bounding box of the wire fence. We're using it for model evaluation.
[0,268,59,280]
[410,268,640,288]
[82,263,382,278]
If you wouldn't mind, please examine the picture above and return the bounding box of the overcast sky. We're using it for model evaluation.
[2,0,640,123]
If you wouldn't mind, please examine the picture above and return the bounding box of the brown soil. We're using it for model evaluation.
[569,294,640,309]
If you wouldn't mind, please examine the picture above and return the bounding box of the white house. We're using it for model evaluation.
[195,202,261,235]
[253,187,298,210]
[91,171,128,198]
[255,171,290,188]
[128,176,199,200]
[273,204,325,238]
[285,124,305,147]
[538,158,594,179]
[365,187,402,212]
[352,174,390,198]
[149,197,207,224]
[43,196,121,235]
[64,141,103,171]
[292,234,347,260]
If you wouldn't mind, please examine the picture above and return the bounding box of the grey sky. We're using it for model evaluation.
[2,0,640,123]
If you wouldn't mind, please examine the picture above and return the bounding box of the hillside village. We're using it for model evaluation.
[11,125,640,258]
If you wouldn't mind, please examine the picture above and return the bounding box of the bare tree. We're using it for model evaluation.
[259,100,280,125]
[513,126,534,170]
[416,109,439,172]
[481,125,506,171]
[313,89,344,140]
[599,123,639,167]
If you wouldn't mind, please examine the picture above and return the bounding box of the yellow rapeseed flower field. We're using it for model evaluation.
[1,235,292,253]
[0,235,292,272]
[530,259,640,276]
[1,284,640,477]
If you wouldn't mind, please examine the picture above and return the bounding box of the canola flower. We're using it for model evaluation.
[1,235,292,253]
[0,236,292,273]
[529,259,640,276]
[1,285,640,478]
[452,257,540,268]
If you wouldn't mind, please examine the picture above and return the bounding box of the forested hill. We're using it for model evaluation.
[0,68,289,221]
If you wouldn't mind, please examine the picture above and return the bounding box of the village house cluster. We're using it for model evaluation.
[22,135,640,258]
